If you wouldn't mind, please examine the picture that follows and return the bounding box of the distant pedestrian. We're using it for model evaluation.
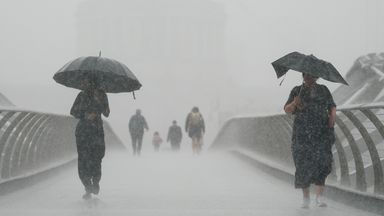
[152,131,163,152]
[167,120,183,151]
[70,77,110,200]
[129,109,149,156]
[284,73,336,208]
[185,107,205,154]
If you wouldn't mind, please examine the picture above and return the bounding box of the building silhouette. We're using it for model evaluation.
[76,0,229,142]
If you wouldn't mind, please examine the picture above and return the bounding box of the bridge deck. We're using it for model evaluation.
[0,152,378,216]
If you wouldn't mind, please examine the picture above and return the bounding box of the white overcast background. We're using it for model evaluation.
[1,0,383,148]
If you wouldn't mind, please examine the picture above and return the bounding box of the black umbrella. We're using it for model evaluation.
[271,52,348,85]
[53,55,142,93]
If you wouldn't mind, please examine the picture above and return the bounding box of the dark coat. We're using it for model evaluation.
[167,125,182,144]
[70,89,109,146]
[129,114,149,136]
[285,84,336,188]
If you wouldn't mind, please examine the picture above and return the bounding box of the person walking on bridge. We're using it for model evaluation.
[129,109,149,156]
[284,72,336,208]
[70,77,110,200]
[167,120,183,151]
[152,131,163,152]
[185,107,205,154]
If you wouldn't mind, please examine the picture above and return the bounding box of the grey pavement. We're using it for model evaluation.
[0,151,378,216]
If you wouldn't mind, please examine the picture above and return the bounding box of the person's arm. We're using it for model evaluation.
[284,87,300,114]
[324,85,337,128]
[102,91,110,117]
[70,93,83,119]
[284,96,301,114]
[143,117,149,131]
[179,127,182,140]
[328,106,336,128]
[185,114,190,132]
[128,117,133,133]
[201,116,205,134]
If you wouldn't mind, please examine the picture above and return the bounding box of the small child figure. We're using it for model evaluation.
[152,131,163,152]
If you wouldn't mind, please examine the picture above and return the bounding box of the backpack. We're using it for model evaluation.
[189,112,202,127]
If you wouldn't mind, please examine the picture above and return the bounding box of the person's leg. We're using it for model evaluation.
[191,137,195,153]
[76,140,92,199]
[91,144,105,195]
[301,187,310,208]
[303,187,310,198]
[131,135,137,155]
[315,185,324,197]
[170,141,176,151]
[196,137,202,154]
[77,152,92,192]
[192,136,198,154]
[315,184,327,207]
[137,134,143,155]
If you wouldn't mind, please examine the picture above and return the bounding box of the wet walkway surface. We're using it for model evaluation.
[0,151,379,216]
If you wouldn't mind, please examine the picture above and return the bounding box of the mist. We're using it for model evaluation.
[1,0,383,148]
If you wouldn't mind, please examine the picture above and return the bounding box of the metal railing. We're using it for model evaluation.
[211,105,384,196]
[0,108,124,183]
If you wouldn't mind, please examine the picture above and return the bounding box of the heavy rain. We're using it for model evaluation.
[0,0,384,215]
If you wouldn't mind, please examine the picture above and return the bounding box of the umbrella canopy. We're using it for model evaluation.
[53,56,142,93]
[271,52,348,85]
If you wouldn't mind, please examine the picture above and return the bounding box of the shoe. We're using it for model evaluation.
[82,192,92,200]
[316,197,327,207]
[301,198,310,209]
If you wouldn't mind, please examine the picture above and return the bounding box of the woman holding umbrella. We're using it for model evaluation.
[284,73,336,208]
[70,76,110,200]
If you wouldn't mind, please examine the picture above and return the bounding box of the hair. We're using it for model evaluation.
[302,73,318,80]
[192,106,199,112]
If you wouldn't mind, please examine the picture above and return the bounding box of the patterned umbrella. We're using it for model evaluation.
[271,52,348,85]
[53,55,142,93]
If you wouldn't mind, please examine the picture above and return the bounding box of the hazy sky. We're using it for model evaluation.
[1,0,383,146]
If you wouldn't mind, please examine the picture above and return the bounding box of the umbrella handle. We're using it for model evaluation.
[298,83,304,97]
[132,91,136,100]
[279,76,285,86]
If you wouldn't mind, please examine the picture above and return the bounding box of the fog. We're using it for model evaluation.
[1,0,383,148]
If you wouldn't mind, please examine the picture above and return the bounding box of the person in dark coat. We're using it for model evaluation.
[70,77,110,200]
[185,107,205,154]
[129,109,149,156]
[284,73,336,208]
[167,120,183,151]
